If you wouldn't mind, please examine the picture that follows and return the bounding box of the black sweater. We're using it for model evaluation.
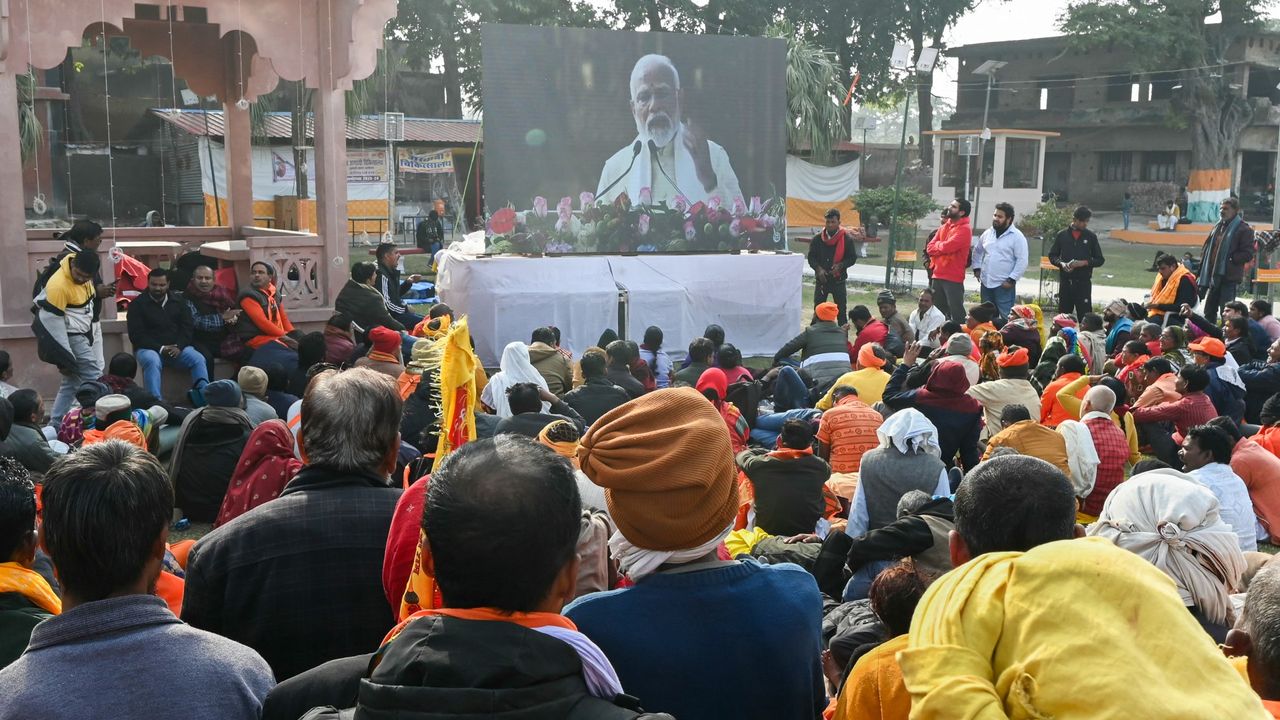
[126,291,194,351]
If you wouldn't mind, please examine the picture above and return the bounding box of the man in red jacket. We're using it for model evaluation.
[925,198,973,324]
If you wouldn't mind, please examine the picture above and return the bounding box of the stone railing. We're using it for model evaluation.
[244,228,328,311]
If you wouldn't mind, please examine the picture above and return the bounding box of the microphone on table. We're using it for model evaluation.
[597,140,643,200]
[648,139,691,202]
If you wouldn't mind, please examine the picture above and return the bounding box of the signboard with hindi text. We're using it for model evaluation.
[399,148,455,174]
[347,149,389,184]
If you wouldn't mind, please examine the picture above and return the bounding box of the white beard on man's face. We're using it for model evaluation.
[636,111,678,148]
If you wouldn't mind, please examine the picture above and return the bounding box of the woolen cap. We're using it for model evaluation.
[237,366,268,397]
[369,326,402,355]
[946,333,974,356]
[968,302,996,323]
[578,387,739,551]
[94,394,131,421]
[204,379,242,408]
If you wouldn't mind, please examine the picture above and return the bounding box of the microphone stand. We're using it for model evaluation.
[597,140,643,201]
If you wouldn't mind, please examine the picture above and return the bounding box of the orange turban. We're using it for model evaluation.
[857,343,885,369]
[996,347,1030,367]
[815,302,840,322]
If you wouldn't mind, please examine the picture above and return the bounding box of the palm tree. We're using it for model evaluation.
[770,23,847,165]
[249,45,403,198]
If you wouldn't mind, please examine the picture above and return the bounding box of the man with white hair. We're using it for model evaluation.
[182,368,404,680]
[596,54,742,206]
[1078,383,1130,521]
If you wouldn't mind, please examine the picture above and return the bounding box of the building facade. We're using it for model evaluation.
[943,33,1280,215]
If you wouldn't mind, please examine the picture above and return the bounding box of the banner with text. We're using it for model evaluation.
[399,148,455,174]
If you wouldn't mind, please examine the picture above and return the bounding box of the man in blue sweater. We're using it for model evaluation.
[0,441,274,719]
[568,387,826,720]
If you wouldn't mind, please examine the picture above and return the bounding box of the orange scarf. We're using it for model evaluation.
[367,350,400,365]
[384,606,577,646]
[1149,264,1194,317]
[81,420,148,451]
[0,562,61,615]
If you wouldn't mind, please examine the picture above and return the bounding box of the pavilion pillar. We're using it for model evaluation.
[222,41,255,235]
[313,6,349,306]
[0,70,30,325]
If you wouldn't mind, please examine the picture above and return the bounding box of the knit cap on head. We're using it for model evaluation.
[204,379,243,408]
[94,394,131,421]
[946,333,973,356]
[968,302,996,324]
[237,366,268,397]
[369,326,401,355]
[578,387,739,551]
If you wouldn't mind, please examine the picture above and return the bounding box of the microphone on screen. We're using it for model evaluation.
[648,138,689,201]
[597,140,644,200]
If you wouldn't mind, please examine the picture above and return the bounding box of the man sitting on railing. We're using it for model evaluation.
[235,262,303,371]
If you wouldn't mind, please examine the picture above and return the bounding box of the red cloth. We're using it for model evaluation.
[851,319,889,357]
[914,362,981,414]
[383,475,429,614]
[214,420,302,528]
[696,367,749,453]
[925,216,972,283]
[1081,416,1130,516]
[630,357,657,393]
[185,277,237,314]
[722,366,754,385]
[1130,392,1218,443]
[324,325,355,364]
[113,253,152,295]
[819,228,848,272]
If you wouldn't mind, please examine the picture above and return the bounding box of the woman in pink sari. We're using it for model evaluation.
[213,419,302,527]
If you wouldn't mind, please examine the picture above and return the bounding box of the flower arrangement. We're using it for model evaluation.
[486,189,784,255]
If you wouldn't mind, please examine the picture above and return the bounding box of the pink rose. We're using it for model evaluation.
[638,214,650,235]
[532,196,548,218]
[683,220,697,241]
[707,196,722,211]
[732,197,747,217]
[673,194,690,213]
[749,196,762,215]
[730,218,742,236]
[579,191,595,210]
[558,196,573,212]
[638,187,652,206]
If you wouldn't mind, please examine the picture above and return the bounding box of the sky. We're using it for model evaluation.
[933,0,1068,103]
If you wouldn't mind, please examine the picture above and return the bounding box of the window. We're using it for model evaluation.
[939,138,962,188]
[1098,151,1133,182]
[939,136,990,191]
[1105,74,1134,102]
[1037,77,1075,111]
[1004,138,1041,189]
[1142,151,1177,182]
[1149,72,1179,101]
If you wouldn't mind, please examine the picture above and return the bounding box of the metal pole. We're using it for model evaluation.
[884,85,914,288]
[973,73,995,225]
[964,140,972,201]
[1269,123,1280,301]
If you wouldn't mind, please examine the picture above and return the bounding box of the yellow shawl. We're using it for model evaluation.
[899,537,1266,719]
[1149,264,1193,318]
[0,562,61,615]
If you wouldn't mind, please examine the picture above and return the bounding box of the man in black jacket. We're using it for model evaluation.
[604,341,646,399]
[182,368,403,680]
[1047,206,1105,318]
[334,261,405,333]
[375,243,423,330]
[259,436,672,720]
[563,351,630,425]
[735,420,830,536]
[494,383,586,438]
[126,268,207,400]
[807,208,855,323]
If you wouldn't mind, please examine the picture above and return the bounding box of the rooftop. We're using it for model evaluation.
[149,109,482,145]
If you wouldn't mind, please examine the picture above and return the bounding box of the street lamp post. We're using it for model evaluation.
[971,60,1007,227]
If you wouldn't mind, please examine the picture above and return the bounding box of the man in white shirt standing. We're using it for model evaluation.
[970,202,1028,323]
[596,54,742,207]
[1181,423,1260,553]
[909,288,947,350]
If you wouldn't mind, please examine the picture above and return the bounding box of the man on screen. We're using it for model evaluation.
[596,54,743,207]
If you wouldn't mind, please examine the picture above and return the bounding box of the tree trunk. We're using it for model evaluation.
[1182,71,1251,221]
[647,1,664,32]
[439,1,464,118]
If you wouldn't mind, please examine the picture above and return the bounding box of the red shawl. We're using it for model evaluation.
[820,227,848,269]
[630,357,657,393]
[914,362,982,414]
[185,277,237,313]
[214,420,302,527]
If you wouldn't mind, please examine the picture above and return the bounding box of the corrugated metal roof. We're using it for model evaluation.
[149,109,481,145]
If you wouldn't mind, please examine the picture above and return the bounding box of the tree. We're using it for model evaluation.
[1060,0,1268,222]
[770,23,848,163]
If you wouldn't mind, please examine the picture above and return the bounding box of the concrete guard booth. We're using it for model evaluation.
[0,0,398,397]
[927,129,1059,225]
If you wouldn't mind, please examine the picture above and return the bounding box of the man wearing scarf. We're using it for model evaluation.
[883,344,984,471]
[1148,253,1199,325]
[186,265,241,379]
[967,346,1043,442]
[0,458,58,668]
[1199,197,1256,323]
[809,209,854,323]
[567,388,825,720]
[1189,337,1246,422]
